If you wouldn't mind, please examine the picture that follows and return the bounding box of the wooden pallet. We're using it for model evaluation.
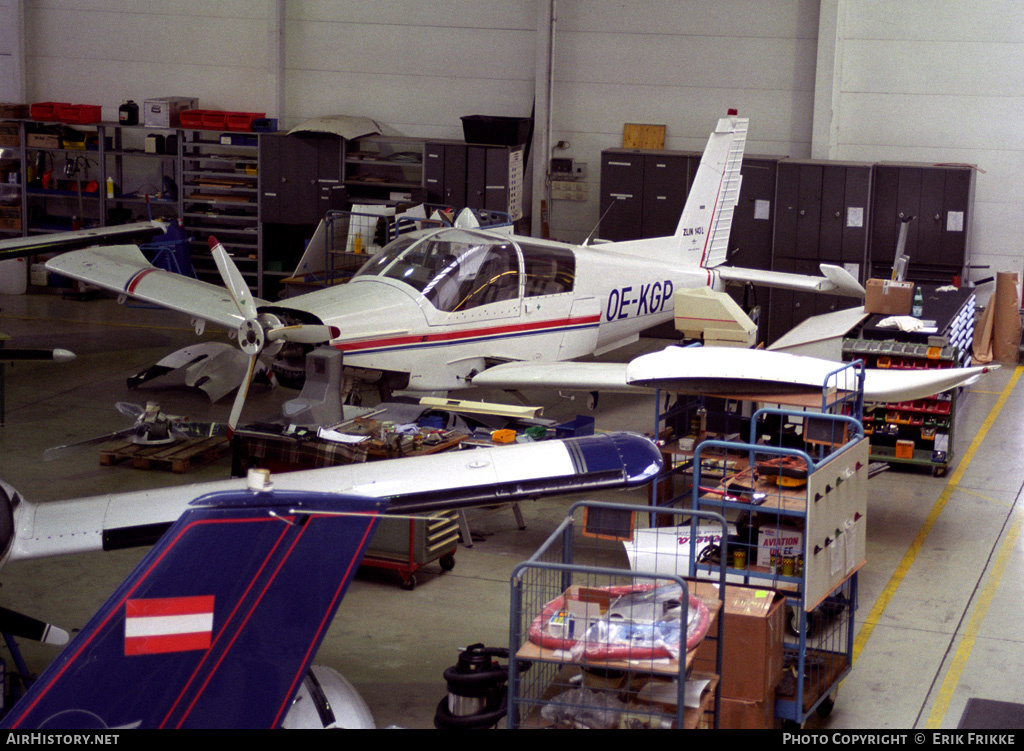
[99,436,231,473]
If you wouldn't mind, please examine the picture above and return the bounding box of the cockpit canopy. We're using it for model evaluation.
[353,229,575,313]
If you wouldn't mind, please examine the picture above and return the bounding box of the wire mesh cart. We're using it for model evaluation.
[687,409,867,726]
[508,502,728,729]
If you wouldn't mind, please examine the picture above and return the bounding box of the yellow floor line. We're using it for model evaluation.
[853,367,1024,663]
[924,514,1023,727]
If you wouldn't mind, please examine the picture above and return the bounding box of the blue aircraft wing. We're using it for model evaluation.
[1,488,387,730]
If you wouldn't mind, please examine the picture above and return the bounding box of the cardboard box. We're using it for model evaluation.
[718,696,775,729]
[865,278,913,315]
[26,133,60,149]
[693,583,785,702]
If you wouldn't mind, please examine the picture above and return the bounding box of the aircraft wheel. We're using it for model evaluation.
[439,554,456,572]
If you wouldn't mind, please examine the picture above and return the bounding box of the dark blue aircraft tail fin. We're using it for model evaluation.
[2,487,386,729]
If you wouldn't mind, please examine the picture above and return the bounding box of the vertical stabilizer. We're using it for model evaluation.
[674,115,748,269]
[1,488,386,729]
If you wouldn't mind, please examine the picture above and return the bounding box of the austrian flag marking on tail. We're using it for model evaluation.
[124,595,214,656]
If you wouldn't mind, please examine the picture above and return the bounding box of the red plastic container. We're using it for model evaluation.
[57,104,102,124]
[226,112,266,132]
[201,111,229,130]
[30,102,67,121]
[178,109,210,129]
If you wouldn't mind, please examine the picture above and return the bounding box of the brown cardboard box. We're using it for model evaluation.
[865,278,913,315]
[693,583,785,703]
[719,696,775,729]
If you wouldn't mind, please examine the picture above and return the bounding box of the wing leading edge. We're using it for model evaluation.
[44,245,258,332]
[1,488,387,730]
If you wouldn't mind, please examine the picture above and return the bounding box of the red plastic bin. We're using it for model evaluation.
[57,104,102,124]
[201,111,229,130]
[30,102,68,121]
[226,112,266,132]
[179,109,211,129]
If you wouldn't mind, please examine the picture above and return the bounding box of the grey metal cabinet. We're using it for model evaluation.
[424,140,522,219]
[260,132,343,226]
[641,152,700,238]
[598,149,646,241]
[424,140,467,207]
[869,163,975,283]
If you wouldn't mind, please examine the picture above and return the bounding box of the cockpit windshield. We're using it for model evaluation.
[354,229,520,313]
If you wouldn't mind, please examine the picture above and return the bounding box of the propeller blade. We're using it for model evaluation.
[266,324,340,344]
[0,606,69,646]
[43,428,136,461]
[228,354,260,430]
[115,401,145,421]
[209,236,258,321]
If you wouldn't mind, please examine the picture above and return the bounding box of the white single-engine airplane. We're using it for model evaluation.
[40,115,863,425]
[39,113,991,427]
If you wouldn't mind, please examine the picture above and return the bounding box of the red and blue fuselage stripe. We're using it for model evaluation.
[334,314,601,355]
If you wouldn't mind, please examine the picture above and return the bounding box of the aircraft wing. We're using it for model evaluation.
[469,361,645,393]
[45,244,258,332]
[6,433,662,562]
[471,347,997,404]
[716,263,866,298]
[1,487,388,729]
[625,346,997,402]
[0,221,167,260]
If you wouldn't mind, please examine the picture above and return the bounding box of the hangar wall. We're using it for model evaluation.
[11,0,1024,290]
[816,0,1024,287]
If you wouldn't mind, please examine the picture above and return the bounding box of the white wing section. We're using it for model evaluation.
[715,263,866,298]
[7,438,604,562]
[45,245,258,331]
[473,347,997,403]
[860,366,996,402]
[625,347,996,402]
[472,361,643,393]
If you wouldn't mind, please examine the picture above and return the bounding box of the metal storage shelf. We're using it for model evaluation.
[508,501,727,730]
[180,128,263,295]
[685,409,866,725]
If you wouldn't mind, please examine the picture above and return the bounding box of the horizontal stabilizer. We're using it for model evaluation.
[10,433,662,562]
[716,264,865,298]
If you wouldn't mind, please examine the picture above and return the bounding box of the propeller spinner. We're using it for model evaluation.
[208,237,339,429]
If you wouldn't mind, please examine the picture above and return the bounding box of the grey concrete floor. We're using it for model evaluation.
[0,291,1020,730]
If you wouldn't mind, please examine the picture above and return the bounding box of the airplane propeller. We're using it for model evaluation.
[209,237,339,429]
[43,402,226,461]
